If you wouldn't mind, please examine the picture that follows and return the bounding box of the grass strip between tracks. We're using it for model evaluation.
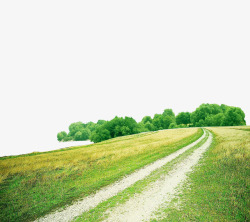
[74,130,209,222]
[151,127,250,221]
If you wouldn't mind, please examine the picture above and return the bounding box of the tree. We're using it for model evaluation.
[163,109,175,119]
[190,104,246,127]
[74,129,90,141]
[69,122,85,137]
[141,116,153,124]
[191,104,222,126]
[124,116,139,134]
[57,131,67,141]
[152,114,162,130]
[195,119,205,127]
[74,131,83,141]
[169,123,176,129]
[220,104,229,113]
[81,129,90,140]
[121,126,131,136]
[90,127,111,143]
[85,122,96,132]
[152,109,176,130]
[63,136,73,141]
[103,116,123,138]
[176,112,191,125]
[161,115,174,129]
[205,113,224,126]
[97,120,106,125]
[144,121,155,131]
[137,122,149,133]
[223,107,246,126]
[58,103,246,143]
[114,125,122,137]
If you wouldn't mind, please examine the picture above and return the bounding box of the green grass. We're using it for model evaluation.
[74,129,210,222]
[151,127,250,221]
[0,128,202,222]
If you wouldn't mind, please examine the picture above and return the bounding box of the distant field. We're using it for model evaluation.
[153,126,250,221]
[0,128,201,222]
[231,125,250,132]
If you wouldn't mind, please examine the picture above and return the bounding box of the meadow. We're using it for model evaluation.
[0,128,201,222]
[153,126,250,221]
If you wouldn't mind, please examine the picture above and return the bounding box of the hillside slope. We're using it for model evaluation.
[150,126,250,221]
[0,128,201,222]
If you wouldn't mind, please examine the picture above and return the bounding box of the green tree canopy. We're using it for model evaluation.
[223,107,246,126]
[57,103,246,143]
[141,116,153,124]
[152,114,163,130]
[57,131,67,141]
[97,120,106,125]
[90,127,111,143]
[85,122,96,132]
[163,109,175,118]
[68,122,85,137]
[74,129,90,141]
[176,112,191,125]
[152,109,176,130]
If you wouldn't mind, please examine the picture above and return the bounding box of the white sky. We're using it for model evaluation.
[0,1,249,157]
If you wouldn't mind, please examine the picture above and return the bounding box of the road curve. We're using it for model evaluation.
[105,130,212,222]
[36,130,207,222]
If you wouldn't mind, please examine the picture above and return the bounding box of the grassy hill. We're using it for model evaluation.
[152,126,250,221]
[0,128,201,222]
[1,126,249,222]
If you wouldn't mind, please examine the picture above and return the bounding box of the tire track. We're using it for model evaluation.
[104,130,212,222]
[36,130,206,222]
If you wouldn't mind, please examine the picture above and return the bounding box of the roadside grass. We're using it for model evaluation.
[74,129,209,222]
[151,126,250,221]
[230,125,250,132]
[0,128,201,222]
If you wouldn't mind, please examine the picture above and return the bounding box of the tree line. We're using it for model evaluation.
[57,103,246,143]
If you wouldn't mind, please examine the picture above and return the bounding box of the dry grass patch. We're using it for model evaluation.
[0,128,197,180]
[208,127,250,162]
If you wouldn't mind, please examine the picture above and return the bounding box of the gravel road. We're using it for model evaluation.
[105,130,212,222]
[36,130,208,222]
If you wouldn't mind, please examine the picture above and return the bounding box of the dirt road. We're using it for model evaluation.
[36,129,211,222]
[104,130,212,222]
